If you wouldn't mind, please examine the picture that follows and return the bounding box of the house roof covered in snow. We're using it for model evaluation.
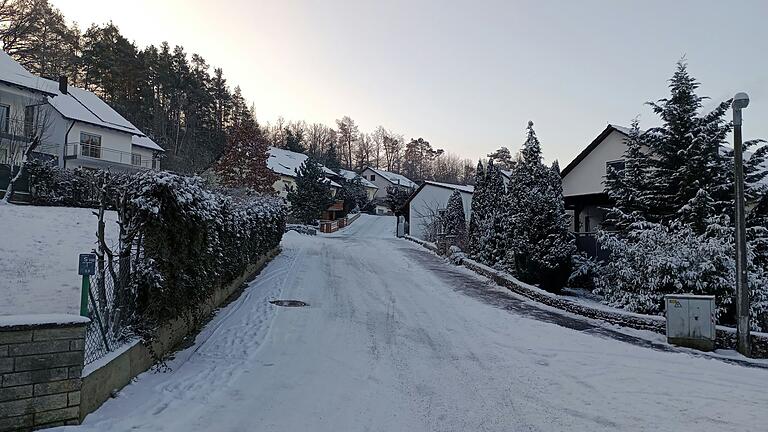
[364,167,417,189]
[560,124,632,178]
[403,181,474,210]
[131,135,164,152]
[0,49,158,142]
[338,168,378,189]
[422,181,474,194]
[267,146,336,178]
[0,50,57,96]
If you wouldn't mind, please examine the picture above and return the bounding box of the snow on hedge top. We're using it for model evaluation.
[131,135,164,152]
[338,168,378,189]
[365,167,417,189]
[267,147,336,178]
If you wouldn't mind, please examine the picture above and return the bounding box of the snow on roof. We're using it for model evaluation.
[608,124,633,136]
[324,178,342,189]
[132,135,164,152]
[0,50,57,95]
[365,167,417,188]
[338,168,378,189]
[0,49,152,137]
[423,181,474,194]
[267,146,336,178]
[47,84,143,135]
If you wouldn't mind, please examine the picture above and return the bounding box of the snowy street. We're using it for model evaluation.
[66,215,768,432]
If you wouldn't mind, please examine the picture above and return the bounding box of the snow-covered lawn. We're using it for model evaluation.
[62,215,768,432]
[0,204,118,315]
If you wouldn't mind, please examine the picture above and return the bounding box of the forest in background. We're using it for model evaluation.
[0,0,478,183]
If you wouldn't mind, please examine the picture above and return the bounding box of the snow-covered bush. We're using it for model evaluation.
[119,171,285,328]
[448,245,466,265]
[594,219,768,330]
[26,160,104,208]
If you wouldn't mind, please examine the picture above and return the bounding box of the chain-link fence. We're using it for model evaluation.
[84,267,131,365]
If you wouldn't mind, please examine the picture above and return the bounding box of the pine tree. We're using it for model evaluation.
[286,158,335,224]
[487,147,514,170]
[443,190,468,250]
[284,128,305,153]
[503,122,575,291]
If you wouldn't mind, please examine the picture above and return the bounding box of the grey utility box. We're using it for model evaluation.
[665,294,716,351]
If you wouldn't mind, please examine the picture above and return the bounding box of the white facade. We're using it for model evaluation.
[360,167,416,199]
[0,50,162,172]
[561,129,628,198]
[0,83,51,165]
[408,182,473,241]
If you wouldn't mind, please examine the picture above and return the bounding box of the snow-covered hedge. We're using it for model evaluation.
[121,171,285,328]
[26,160,104,207]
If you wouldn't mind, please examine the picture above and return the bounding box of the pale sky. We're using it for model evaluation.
[51,0,768,165]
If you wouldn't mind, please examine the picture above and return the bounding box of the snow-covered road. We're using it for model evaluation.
[66,215,768,432]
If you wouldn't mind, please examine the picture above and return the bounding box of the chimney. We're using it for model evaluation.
[58,76,67,95]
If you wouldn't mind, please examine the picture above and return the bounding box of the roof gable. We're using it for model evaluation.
[363,167,417,189]
[560,124,630,178]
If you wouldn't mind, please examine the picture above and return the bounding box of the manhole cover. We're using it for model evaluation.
[270,300,309,307]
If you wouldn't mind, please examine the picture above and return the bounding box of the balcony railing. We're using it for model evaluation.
[0,118,36,143]
[66,143,158,169]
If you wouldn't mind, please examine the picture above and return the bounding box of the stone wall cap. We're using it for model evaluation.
[0,314,90,329]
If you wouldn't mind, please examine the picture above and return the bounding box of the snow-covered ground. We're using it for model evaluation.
[61,215,768,431]
[0,204,118,315]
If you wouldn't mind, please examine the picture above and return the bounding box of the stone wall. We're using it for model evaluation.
[0,316,88,431]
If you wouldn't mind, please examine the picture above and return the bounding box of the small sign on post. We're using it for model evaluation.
[79,253,96,317]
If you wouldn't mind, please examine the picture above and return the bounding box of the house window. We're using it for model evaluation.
[80,132,102,158]
[0,104,9,133]
[131,153,142,166]
[24,105,35,137]
[0,148,7,164]
[606,159,626,176]
[370,174,376,181]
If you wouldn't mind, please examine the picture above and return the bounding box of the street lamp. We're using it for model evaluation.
[732,92,751,357]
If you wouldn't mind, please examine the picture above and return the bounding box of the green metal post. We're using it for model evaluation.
[80,275,90,317]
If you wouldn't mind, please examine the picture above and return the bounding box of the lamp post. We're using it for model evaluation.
[732,92,751,357]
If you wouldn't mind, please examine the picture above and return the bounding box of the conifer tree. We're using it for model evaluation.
[604,119,652,230]
[467,160,486,256]
[478,160,507,266]
[444,190,467,250]
[286,158,334,224]
[504,122,575,291]
[642,60,733,224]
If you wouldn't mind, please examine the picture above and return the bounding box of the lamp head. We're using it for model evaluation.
[733,92,750,110]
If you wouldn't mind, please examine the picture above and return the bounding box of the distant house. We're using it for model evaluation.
[0,50,163,174]
[337,168,378,201]
[560,124,633,257]
[266,146,340,199]
[359,166,417,199]
[404,181,474,241]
